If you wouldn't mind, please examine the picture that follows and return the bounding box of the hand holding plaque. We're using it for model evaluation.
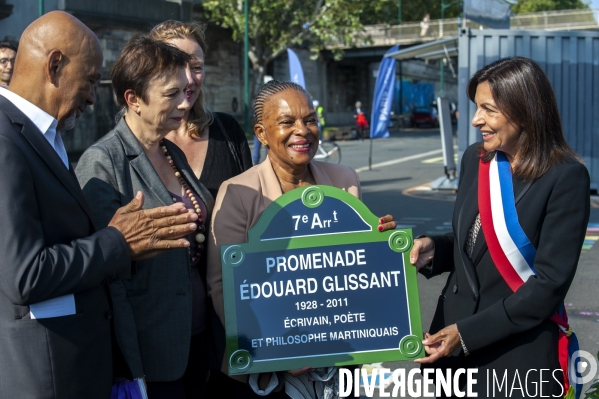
[220,185,424,375]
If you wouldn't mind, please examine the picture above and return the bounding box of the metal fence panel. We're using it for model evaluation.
[457,29,599,190]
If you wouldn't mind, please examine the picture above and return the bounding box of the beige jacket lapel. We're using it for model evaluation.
[256,157,283,207]
[257,156,335,201]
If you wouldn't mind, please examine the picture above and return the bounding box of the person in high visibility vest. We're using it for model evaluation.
[313,100,325,139]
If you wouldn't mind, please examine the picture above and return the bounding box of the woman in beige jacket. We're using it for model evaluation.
[207,81,395,398]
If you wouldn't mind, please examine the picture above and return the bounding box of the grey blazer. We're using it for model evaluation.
[0,96,131,399]
[76,117,214,381]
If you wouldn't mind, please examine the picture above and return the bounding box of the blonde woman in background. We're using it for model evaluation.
[150,20,252,199]
[150,21,253,397]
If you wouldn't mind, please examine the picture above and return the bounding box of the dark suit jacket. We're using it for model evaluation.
[424,143,590,396]
[0,96,131,398]
[76,117,215,382]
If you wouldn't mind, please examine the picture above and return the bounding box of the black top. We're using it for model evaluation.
[196,113,252,375]
[199,112,253,199]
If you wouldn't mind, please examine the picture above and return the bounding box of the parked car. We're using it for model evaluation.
[410,106,438,127]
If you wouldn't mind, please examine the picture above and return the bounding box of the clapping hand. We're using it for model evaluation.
[109,191,198,260]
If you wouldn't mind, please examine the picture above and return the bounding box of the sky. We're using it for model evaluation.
[590,0,599,23]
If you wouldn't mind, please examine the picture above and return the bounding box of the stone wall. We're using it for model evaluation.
[63,24,249,155]
[202,25,244,119]
[272,49,377,127]
[272,47,327,105]
[322,59,373,126]
[0,0,59,43]
[62,27,136,155]
[322,58,458,126]
[61,26,459,155]
[271,50,459,127]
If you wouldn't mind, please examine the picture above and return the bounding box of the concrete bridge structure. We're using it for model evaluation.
[303,8,599,127]
[345,8,599,49]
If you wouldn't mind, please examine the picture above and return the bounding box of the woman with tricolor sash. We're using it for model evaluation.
[410,57,590,398]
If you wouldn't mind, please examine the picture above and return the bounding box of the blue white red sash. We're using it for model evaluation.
[478,152,581,399]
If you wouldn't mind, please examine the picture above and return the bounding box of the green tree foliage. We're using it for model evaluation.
[202,0,590,96]
[202,0,366,95]
[512,0,589,13]
[360,0,461,25]
[360,0,589,25]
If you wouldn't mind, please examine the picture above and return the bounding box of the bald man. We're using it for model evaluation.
[0,11,198,399]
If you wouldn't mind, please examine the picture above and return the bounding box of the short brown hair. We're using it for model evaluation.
[467,56,581,181]
[150,20,212,137]
[111,33,190,108]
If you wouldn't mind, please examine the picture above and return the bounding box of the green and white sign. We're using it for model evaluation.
[221,185,424,375]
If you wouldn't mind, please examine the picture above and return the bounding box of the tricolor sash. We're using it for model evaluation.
[478,151,582,399]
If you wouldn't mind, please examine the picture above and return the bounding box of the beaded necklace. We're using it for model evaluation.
[160,140,206,262]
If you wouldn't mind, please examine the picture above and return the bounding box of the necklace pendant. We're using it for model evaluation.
[195,233,205,243]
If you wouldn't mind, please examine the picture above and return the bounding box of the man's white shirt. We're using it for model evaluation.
[0,87,69,169]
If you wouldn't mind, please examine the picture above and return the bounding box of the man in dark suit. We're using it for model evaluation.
[0,11,198,399]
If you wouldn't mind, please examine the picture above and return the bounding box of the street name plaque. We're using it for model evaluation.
[221,185,424,375]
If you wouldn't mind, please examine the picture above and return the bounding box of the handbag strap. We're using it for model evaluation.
[213,112,244,174]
